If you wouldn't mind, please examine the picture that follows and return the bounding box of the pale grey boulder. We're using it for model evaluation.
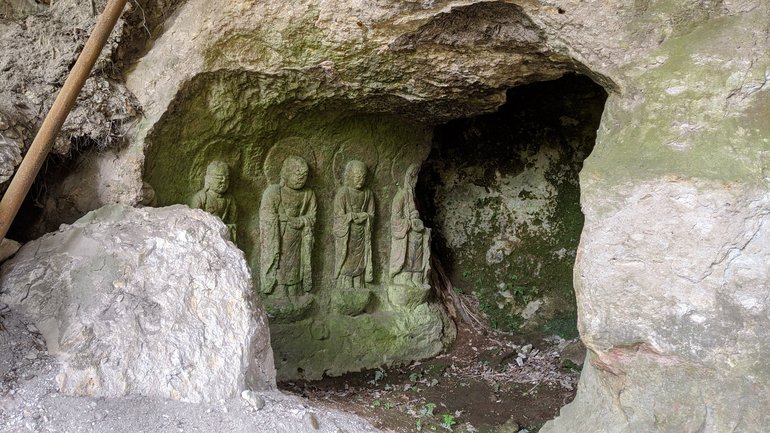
[0,204,275,403]
[541,0,770,429]
[544,181,770,433]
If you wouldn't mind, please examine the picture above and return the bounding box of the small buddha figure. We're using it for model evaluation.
[259,156,317,298]
[139,182,157,207]
[389,163,430,287]
[190,160,237,241]
[333,160,374,289]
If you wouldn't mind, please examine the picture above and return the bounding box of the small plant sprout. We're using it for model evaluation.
[440,413,457,430]
[421,402,436,417]
[367,367,385,386]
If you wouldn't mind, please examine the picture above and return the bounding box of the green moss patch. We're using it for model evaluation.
[143,69,456,379]
[420,75,607,335]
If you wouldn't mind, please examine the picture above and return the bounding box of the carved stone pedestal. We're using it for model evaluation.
[333,289,372,316]
[263,294,314,324]
[387,284,431,310]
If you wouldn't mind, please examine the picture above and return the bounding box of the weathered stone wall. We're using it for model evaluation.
[129,0,770,425]
[420,75,605,336]
[0,0,189,239]
[542,2,770,431]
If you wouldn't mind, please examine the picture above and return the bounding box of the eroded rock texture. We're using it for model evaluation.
[541,2,770,432]
[544,180,770,432]
[0,0,186,237]
[420,76,606,336]
[0,205,275,403]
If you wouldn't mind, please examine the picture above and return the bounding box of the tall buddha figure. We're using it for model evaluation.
[389,163,431,287]
[333,160,374,289]
[259,156,317,298]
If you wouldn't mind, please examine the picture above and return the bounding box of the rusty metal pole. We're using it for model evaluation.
[0,0,129,239]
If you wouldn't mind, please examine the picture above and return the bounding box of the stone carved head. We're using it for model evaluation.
[204,160,230,195]
[343,160,367,190]
[404,163,420,190]
[280,156,309,190]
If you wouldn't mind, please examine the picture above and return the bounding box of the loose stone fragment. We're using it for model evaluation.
[241,390,265,410]
[304,412,320,430]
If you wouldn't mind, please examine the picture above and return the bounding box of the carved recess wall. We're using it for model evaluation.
[133,0,579,379]
[144,73,455,379]
[420,76,606,336]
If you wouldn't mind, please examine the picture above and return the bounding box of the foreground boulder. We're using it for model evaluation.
[0,306,382,433]
[0,205,275,403]
[543,181,770,432]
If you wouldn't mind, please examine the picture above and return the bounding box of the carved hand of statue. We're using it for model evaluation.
[353,212,368,224]
[289,217,304,230]
[411,218,425,232]
[261,281,275,294]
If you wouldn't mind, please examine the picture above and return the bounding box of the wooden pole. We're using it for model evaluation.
[0,0,129,239]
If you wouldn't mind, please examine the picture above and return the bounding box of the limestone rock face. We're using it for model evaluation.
[541,2,770,431]
[0,205,275,403]
[0,111,24,186]
[541,181,770,432]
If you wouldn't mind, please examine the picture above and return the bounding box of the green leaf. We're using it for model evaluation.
[421,403,436,417]
[440,413,457,430]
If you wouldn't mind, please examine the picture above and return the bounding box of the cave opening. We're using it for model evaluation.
[7,135,109,242]
[419,74,607,339]
[282,74,608,432]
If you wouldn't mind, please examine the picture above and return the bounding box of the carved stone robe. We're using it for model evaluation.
[389,186,430,279]
[333,186,374,282]
[190,189,237,241]
[259,184,317,293]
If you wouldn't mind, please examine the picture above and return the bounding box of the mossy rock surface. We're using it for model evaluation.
[144,70,455,379]
[419,76,606,335]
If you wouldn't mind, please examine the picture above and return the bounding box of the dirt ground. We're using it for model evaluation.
[282,323,580,433]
